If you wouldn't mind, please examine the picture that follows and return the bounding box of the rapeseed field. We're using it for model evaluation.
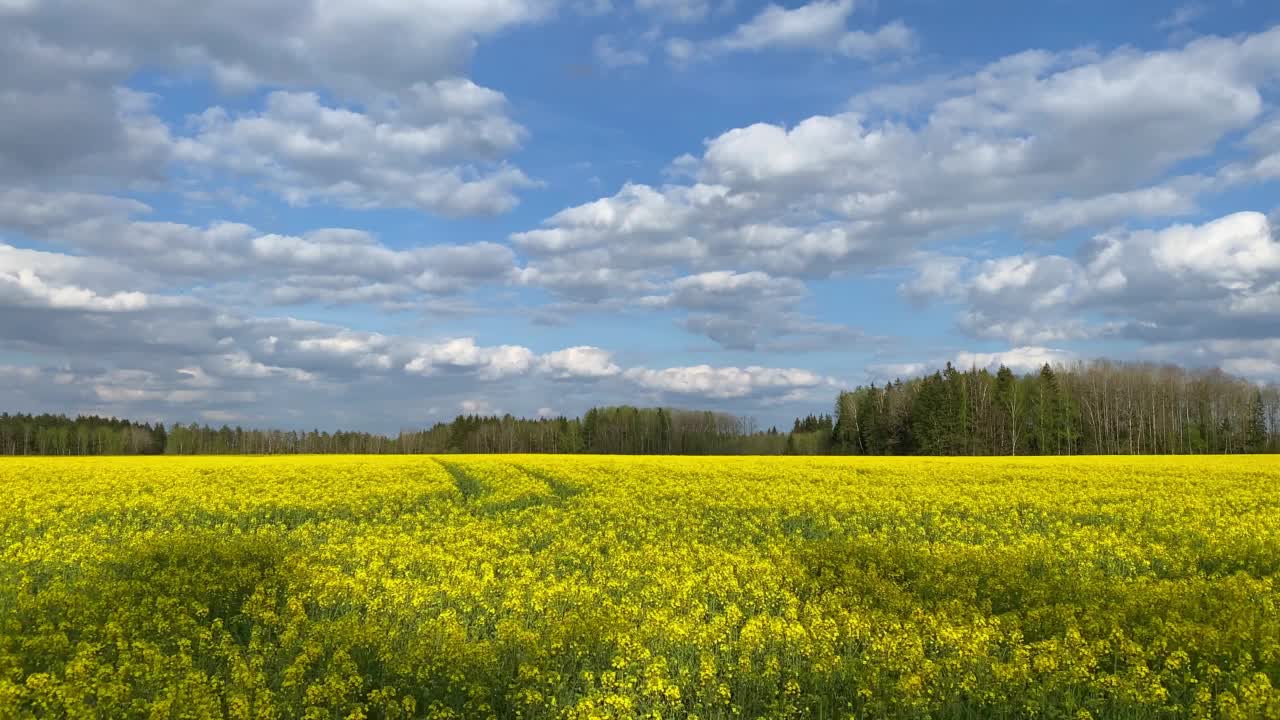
[1,455,1278,719]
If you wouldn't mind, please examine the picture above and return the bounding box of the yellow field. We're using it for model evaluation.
[1,456,1279,719]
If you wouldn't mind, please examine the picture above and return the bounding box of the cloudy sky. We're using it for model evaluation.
[2,0,1279,431]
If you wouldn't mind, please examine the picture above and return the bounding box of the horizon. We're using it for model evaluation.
[2,1,1279,434]
[6,354,1275,438]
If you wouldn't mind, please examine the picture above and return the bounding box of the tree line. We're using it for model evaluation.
[0,407,784,456]
[799,360,1279,456]
[3,359,1276,457]
[0,414,167,456]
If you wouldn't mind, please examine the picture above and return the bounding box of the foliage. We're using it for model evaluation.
[1,407,783,457]
[2,455,1280,718]
[829,361,1280,456]
[0,413,166,456]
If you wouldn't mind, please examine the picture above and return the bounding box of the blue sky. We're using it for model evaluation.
[1,0,1278,431]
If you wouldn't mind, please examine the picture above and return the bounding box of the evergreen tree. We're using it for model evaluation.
[1247,390,1268,453]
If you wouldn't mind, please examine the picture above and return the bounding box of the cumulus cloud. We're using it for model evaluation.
[175,89,533,216]
[635,0,714,24]
[1141,338,1280,383]
[0,1,546,213]
[513,24,1280,355]
[670,0,915,62]
[0,190,518,308]
[665,270,806,310]
[898,253,969,305]
[0,268,148,312]
[1,0,552,97]
[521,25,1280,309]
[616,268,861,351]
[865,362,929,382]
[623,365,837,400]
[864,347,1077,383]
[0,82,172,184]
[953,347,1076,374]
[1020,180,1205,237]
[459,398,503,415]
[404,339,536,380]
[924,211,1280,345]
[1,232,854,424]
[4,363,258,421]
[0,243,158,313]
[539,346,622,379]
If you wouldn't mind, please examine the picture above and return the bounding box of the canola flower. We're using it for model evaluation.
[1,454,1279,719]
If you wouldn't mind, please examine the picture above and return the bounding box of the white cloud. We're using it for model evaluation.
[1222,356,1280,380]
[0,2,549,213]
[0,268,148,312]
[523,25,1280,303]
[404,338,536,380]
[836,22,916,59]
[177,366,218,388]
[865,348,1077,382]
[1021,181,1204,237]
[1142,338,1280,383]
[635,0,713,24]
[0,190,519,307]
[213,350,316,383]
[724,0,913,58]
[672,0,915,62]
[648,270,855,350]
[954,346,1075,374]
[511,28,1280,357]
[0,243,154,312]
[720,0,858,51]
[176,89,533,216]
[666,270,806,310]
[931,211,1280,345]
[94,385,161,404]
[459,399,502,415]
[539,346,622,379]
[623,364,836,399]
[898,253,969,304]
[2,0,554,97]
[0,237,851,425]
[294,332,394,371]
[1145,211,1280,283]
[865,362,929,382]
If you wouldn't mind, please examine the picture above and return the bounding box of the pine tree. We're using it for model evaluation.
[1247,390,1268,453]
[1034,363,1061,455]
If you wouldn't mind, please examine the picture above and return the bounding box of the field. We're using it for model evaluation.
[1,456,1279,719]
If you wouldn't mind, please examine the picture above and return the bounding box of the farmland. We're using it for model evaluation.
[2,455,1279,719]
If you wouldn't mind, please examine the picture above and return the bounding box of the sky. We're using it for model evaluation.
[1,0,1279,433]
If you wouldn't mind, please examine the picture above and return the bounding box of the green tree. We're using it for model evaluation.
[1247,390,1268,453]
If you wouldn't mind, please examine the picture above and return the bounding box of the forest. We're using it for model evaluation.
[2,359,1277,456]
[0,407,782,456]
[807,360,1279,456]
